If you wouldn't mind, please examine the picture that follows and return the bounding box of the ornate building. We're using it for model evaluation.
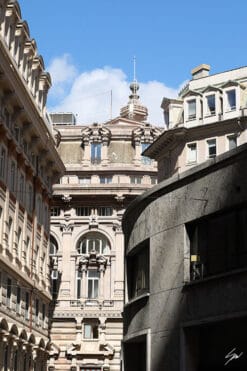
[0,1,64,370]
[48,81,162,370]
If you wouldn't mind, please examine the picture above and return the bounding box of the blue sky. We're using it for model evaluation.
[18,0,247,125]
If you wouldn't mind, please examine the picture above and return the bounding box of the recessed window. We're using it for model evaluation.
[87,270,100,299]
[51,207,60,217]
[91,143,101,164]
[10,161,16,192]
[100,176,112,184]
[25,292,29,320]
[77,232,110,254]
[84,322,99,339]
[187,99,196,120]
[0,147,6,179]
[207,139,216,158]
[151,176,157,185]
[97,207,113,216]
[16,286,21,313]
[130,176,142,184]
[206,94,216,115]
[187,206,247,280]
[76,207,92,216]
[6,278,11,308]
[49,235,58,256]
[79,177,91,184]
[77,271,82,299]
[187,143,197,163]
[141,143,152,165]
[127,239,149,300]
[35,299,39,324]
[226,89,236,111]
[227,135,237,150]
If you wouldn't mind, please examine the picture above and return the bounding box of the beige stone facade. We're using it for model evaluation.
[0,1,64,370]
[145,64,247,181]
[48,84,161,370]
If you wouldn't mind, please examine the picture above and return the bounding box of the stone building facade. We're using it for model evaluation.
[0,1,64,370]
[48,82,161,370]
[145,64,247,181]
[123,143,247,371]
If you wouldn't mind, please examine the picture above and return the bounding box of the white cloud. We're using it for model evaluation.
[47,54,181,126]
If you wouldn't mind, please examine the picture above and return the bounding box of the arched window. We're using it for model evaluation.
[77,232,110,255]
[49,235,58,255]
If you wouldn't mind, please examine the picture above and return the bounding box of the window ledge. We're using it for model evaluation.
[124,292,150,308]
[184,266,247,288]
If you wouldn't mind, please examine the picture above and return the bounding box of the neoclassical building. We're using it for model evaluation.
[0,1,64,370]
[48,82,162,370]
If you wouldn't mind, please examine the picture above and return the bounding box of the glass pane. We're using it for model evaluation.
[188,99,196,118]
[88,280,93,298]
[207,95,215,114]
[227,90,236,109]
[187,144,197,163]
[94,239,100,253]
[94,280,98,298]
[88,239,94,252]
[84,324,92,339]
[228,136,237,150]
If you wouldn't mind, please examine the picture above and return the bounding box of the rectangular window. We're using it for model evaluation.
[6,278,11,308]
[10,161,16,192]
[42,303,46,325]
[35,299,39,324]
[206,94,216,115]
[187,143,197,163]
[84,322,99,339]
[25,292,29,320]
[99,176,112,184]
[16,286,21,313]
[97,207,113,216]
[207,138,216,158]
[141,143,152,165]
[76,207,92,216]
[79,177,91,184]
[228,135,237,151]
[19,174,25,204]
[0,148,6,179]
[226,89,236,110]
[50,207,60,217]
[28,184,33,213]
[187,99,196,120]
[87,270,100,299]
[151,176,157,185]
[91,143,101,164]
[187,206,247,280]
[130,176,142,184]
[127,240,149,300]
[77,271,82,299]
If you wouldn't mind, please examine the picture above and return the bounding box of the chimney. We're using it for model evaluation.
[191,64,210,80]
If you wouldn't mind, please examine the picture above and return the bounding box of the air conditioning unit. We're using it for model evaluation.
[51,270,58,280]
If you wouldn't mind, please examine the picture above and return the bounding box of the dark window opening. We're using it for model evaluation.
[187,205,247,280]
[127,239,149,300]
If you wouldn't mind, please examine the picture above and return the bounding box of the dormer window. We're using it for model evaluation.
[206,94,216,115]
[226,89,236,111]
[188,99,196,120]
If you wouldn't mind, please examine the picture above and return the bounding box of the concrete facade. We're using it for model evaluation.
[145,64,247,182]
[48,83,162,370]
[123,143,247,370]
[0,1,64,370]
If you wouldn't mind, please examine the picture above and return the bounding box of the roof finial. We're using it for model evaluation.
[133,56,137,82]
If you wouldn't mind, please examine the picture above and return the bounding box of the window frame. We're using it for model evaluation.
[207,138,217,158]
[186,142,197,164]
[87,270,100,299]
